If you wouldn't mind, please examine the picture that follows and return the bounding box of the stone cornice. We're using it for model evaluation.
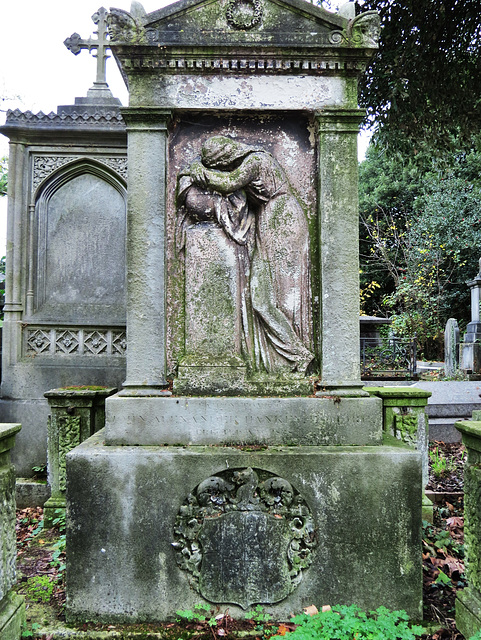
[114,48,373,76]
[2,108,125,128]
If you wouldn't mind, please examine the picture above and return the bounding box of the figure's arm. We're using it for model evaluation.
[190,156,257,194]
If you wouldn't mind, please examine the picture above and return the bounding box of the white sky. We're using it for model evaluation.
[0,0,368,255]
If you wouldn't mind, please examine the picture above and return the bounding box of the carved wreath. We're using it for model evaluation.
[172,467,316,604]
[226,0,263,31]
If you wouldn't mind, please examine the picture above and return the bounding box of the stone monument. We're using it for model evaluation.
[66,0,422,622]
[461,258,481,374]
[0,424,25,639]
[444,318,460,377]
[0,9,128,477]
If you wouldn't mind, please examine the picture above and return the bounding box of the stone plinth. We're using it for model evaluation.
[0,423,25,640]
[364,387,431,486]
[455,420,481,638]
[104,395,382,446]
[66,431,422,623]
[43,387,116,526]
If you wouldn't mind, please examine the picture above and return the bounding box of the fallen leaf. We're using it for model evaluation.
[303,605,318,616]
[321,605,332,613]
[277,624,290,635]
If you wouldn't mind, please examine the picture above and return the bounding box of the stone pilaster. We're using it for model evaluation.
[2,142,26,384]
[119,108,172,396]
[316,109,367,397]
[0,423,25,640]
[455,420,481,638]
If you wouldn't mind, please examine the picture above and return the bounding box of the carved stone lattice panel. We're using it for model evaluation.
[112,331,127,355]
[24,327,126,357]
[32,155,128,190]
[27,329,52,354]
[172,468,316,609]
[84,331,108,355]
[56,330,80,354]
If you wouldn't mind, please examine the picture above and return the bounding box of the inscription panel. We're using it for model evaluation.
[104,396,383,446]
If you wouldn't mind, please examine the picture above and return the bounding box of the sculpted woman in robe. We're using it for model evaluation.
[179,135,313,375]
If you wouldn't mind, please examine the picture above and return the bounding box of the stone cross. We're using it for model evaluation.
[64,7,111,88]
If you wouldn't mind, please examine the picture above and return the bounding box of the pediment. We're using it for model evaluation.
[108,0,378,50]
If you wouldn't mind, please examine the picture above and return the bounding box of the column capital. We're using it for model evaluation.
[120,107,172,130]
[316,108,365,133]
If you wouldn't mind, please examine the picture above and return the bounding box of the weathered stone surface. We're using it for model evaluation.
[0,424,25,639]
[365,386,431,486]
[0,101,127,475]
[43,388,116,526]
[0,592,26,640]
[66,432,422,622]
[455,420,481,638]
[199,511,291,608]
[444,318,460,377]
[173,467,315,608]
[104,395,382,446]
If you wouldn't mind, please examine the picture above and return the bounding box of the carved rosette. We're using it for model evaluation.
[172,468,316,608]
[226,0,263,30]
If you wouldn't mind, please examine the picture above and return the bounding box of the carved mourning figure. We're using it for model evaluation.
[177,136,314,376]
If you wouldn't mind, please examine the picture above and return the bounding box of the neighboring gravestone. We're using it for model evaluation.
[455,419,481,638]
[462,258,481,374]
[445,318,460,377]
[43,387,117,527]
[66,0,422,623]
[0,424,25,640]
[0,10,128,477]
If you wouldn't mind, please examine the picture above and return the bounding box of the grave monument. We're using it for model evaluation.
[0,9,127,477]
[66,0,422,621]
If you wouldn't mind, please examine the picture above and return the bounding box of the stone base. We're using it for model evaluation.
[104,395,383,446]
[174,368,313,397]
[461,341,481,374]
[422,493,434,524]
[66,431,422,623]
[43,496,66,529]
[456,588,481,639]
[0,592,26,640]
[15,479,50,508]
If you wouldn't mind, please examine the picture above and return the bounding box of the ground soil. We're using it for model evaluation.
[15,441,470,639]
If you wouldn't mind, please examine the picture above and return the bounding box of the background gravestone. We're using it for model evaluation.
[445,318,460,377]
[0,11,128,477]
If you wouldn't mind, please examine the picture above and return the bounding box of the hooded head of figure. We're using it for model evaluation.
[201,136,259,169]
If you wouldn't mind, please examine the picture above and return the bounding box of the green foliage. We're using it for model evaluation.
[357,0,481,153]
[272,605,423,640]
[359,139,481,358]
[25,575,54,604]
[245,604,273,624]
[21,622,41,638]
[50,509,67,576]
[176,603,212,623]
[0,157,7,197]
[429,447,455,479]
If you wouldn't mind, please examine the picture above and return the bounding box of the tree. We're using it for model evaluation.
[359,140,481,358]
[0,157,7,197]
[356,0,481,154]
